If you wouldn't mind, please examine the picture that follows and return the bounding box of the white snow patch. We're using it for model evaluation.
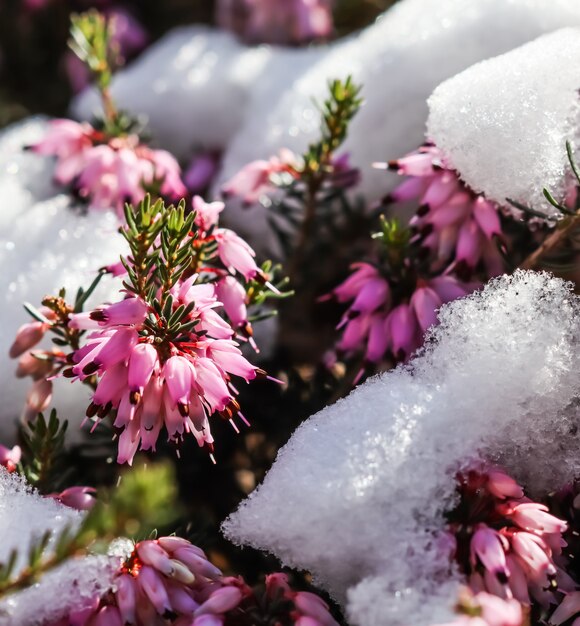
[224,271,580,626]
[0,469,118,626]
[427,28,580,214]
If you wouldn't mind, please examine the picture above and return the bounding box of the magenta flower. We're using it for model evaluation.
[216,0,334,45]
[0,445,21,473]
[222,150,297,206]
[449,466,567,606]
[64,537,223,626]
[49,486,97,511]
[328,265,476,369]
[32,119,93,186]
[67,286,259,464]
[381,144,504,279]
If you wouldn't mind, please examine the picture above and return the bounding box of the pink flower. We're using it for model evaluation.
[500,502,568,535]
[70,288,259,464]
[33,122,187,216]
[450,466,566,607]
[9,320,51,358]
[50,486,96,511]
[217,0,334,45]
[382,144,505,278]
[470,526,509,583]
[215,276,249,331]
[0,445,21,473]
[24,379,53,421]
[67,537,223,625]
[32,119,93,185]
[193,196,225,233]
[327,259,477,371]
[214,229,260,280]
[222,151,297,206]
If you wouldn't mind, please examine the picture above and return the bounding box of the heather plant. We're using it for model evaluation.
[32,11,186,215]
[11,195,287,465]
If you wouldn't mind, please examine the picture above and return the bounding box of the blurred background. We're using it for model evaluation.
[0,0,397,128]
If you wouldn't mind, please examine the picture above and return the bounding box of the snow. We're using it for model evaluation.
[0,469,118,626]
[0,118,124,439]
[428,28,580,214]
[73,0,580,253]
[224,271,580,626]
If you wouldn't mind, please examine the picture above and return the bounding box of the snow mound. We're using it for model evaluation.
[224,271,580,626]
[428,28,580,214]
[0,118,124,437]
[0,470,118,626]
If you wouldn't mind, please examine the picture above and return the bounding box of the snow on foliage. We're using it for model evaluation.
[428,28,580,213]
[224,271,580,626]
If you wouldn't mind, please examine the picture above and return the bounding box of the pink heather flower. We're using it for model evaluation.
[217,0,334,45]
[381,144,504,279]
[193,196,225,233]
[470,526,509,583]
[32,119,93,185]
[49,486,96,511]
[215,276,249,332]
[67,538,222,626]
[68,287,259,464]
[328,265,476,367]
[0,445,21,473]
[264,573,339,626]
[329,152,361,190]
[214,229,260,281]
[33,123,186,215]
[222,150,297,206]
[24,378,53,421]
[486,471,524,500]
[499,502,568,535]
[451,466,567,606]
[9,316,53,358]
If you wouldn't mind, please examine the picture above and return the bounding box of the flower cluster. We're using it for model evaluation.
[216,0,334,46]
[33,119,186,215]
[326,143,508,376]
[47,537,337,626]
[329,263,475,366]
[11,196,285,464]
[385,144,504,279]
[0,445,21,473]
[68,288,260,465]
[447,466,569,607]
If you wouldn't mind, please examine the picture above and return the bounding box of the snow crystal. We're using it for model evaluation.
[73,0,580,253]
[428,28,580,214]
[0,556,116,626]
[0,470,119,625]
[224,271,580,626]
[0,118,125,439]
